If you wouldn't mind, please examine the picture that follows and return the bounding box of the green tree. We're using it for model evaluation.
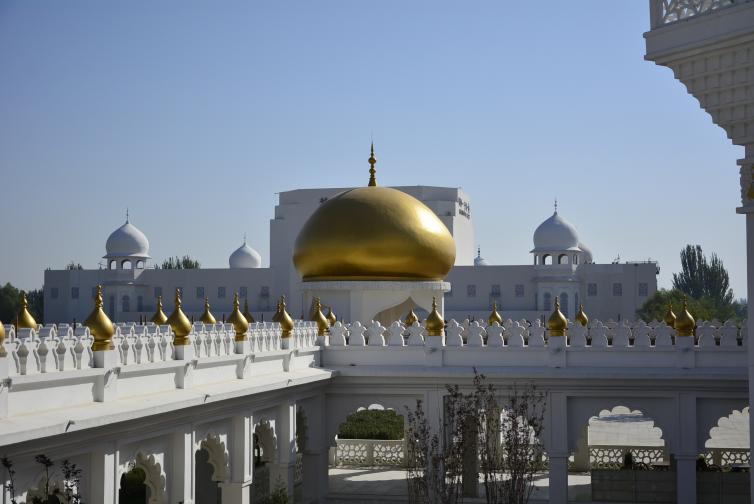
[673,245,734,305]
[0,283,44,325]
[338,409,404,440]
[637,288,744,323]
[26,288,44,324]
[160,255,200,269]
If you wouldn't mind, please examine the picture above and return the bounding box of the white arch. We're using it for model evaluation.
[119,451,167,504]
[199,433,231,482]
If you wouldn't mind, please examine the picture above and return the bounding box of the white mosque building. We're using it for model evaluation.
[43,152,657,327]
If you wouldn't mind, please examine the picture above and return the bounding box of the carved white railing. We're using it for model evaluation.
[650,0,750,28]
[332,438,406,467]
[1,320,320,377]
[704,448,751,468]
[590,445,668,469]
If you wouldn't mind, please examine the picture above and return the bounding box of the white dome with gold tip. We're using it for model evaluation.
[105,217,150,259]
[229,238,262,269]
[532,211,581,252]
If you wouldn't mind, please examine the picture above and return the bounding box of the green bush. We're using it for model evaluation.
[338,409,404,440]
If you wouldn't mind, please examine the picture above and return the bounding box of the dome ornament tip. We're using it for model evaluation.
[367,142,377,187]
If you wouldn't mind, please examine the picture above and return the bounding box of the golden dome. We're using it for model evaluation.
[167,289,192,345]
[292,146,456,281]
[243,299,255,323]
[404,308,419,327]
[200,297,217,325]
[675,297,696,337]
[488,302,503,326]
[16,292,37,330]
[312,298,330,336]
[84,285,115,351]
[425,297,445,336]
[575,303,589,327]
[547,298,568,337]
[227,292,250,341]
[663,302,676,328]
[326,306,337,326]
[0,319,5,357]
[278,295,294,338]
[151,296,169,325]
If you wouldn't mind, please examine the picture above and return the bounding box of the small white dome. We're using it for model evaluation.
[532,211,580,252]
[578,242,593,263]
[474,247,489,266]
[229,240,262,269]
[105,219,150,258]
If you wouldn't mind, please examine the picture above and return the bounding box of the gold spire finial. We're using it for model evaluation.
[664,302,676,328]
[576,303,589,327]
[367,143,377,187]
[426,296,445,336]
[326,306,337,326]
[243,298,255,323]
[151,295,168,325]
[675,296,696,337]
[278,295,294,338]
[167,288,192,345]
[227,292,250,341]
[404,308,419,327]
[16,292,37,330]
[0,318,5,357]
[200,297,217,325]
[312,297,330,336]
[547,297,568,336]
[84,285,115,351]
[488,302,503,326]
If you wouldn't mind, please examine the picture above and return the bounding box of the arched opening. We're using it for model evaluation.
[570,406,668,503]
[119,466,150,504]
[573,254,579,265]
[543,292,552,311]
[252,421,277,502]
[558,254,569,265]
[560,292,569,319]
[543,254,552,265]
[701,407,750,470]
[109,259,117,270]
[534,255,539,265]
[195,448,221,504]
[122,295,131,313]
[136,260,144,269]
[122,259,132,270]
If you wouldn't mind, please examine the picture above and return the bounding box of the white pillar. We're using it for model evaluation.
[221,414,254,504]
[300,394,329,502]
[676,392,697,504]
[93,349,119,402]
[274,401,296,498]
[89,442,117,504]
[170,425,194,504]
[547,392,568,504]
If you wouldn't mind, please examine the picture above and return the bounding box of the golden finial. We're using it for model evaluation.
[547,297,568,337]
[663,302,676,328]
[16,292,38,330]
[167,288,192,345]
[404,308,419,327]
[272,297,283,323]
[488,302,503,326]
[84,285,115,351]
[425,297,445,336]
[367,142,377,187]
[576,303,589,327]
[278,295,294,338]
[243,298,255,323]
[312,298,330,336]
[675,297,696,337]
[200,297,217,325]
[326,306,337,326]
[151,295,168,325]
[227,292,250,342]
[0,319,5,357]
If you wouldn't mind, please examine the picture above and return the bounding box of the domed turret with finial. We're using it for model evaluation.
[84,285,115,351]
[312,298,330,336]
[576,303,589,327]
[227,292,250,341]
[151,296,168,325]
[675,297,696,337]
[200,297,216,325]
[488,302,503,326]
[16,292,37,330]
[167,289,192,345]
[425,297,445,336]
[547,298,568,337]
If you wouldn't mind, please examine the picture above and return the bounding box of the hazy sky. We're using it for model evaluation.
[0,1,745,298]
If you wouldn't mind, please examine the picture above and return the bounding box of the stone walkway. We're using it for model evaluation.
[328,468,593,503]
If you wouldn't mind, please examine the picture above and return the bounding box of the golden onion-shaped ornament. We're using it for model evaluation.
[200,297,216,325]
[167,289,193,345]
[84,285,115,351]
[312,298,330,336]
[488,302,503,326]
[675,297,696,337]
[278,295,294,338]
[243,298,255,323]
[404,308,419,327]
[227,292,250,342]
[575,303,589,327]
[326,306,337,326]
[547,298,568,337]
[0,319,5,357]
[664,302,676,328]
[16,292,37,330]
[425,297,445,336]
[151,296,169,325]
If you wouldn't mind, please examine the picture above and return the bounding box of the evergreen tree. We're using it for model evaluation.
[672,245,734,306]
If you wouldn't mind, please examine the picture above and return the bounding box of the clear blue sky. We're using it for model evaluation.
[0,1,745,298]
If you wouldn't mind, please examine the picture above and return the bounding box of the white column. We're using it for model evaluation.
[675,392,697,504]
[93,349,119,402]
[170,425,194,504]
[547,392,568,504]
[274,401,296,498]
[300,394,329,502]
[221,413,254,504]
[89,442,117,504]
